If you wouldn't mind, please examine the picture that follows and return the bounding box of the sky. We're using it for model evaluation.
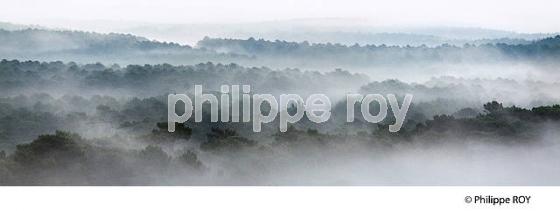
[0,0,559,33]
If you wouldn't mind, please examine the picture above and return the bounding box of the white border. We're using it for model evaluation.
[0,186,556,211]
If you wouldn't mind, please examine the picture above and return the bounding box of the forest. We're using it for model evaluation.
[1,25,560,185]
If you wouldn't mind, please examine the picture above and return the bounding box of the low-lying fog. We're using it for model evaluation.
[70,125,559,185]
[199,137,560,185]
[1,22,560,185]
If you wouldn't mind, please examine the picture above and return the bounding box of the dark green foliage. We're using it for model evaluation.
[198,36,560,66]
[0,101,559,184]
[13,131,84,168]
[139,145,170,164]
[274,125,332,145]
[0,131,209,185]
[0,107,65,149]
[153,122,193,139]
[0,59,367,97]
[532,105,560,120]
[406,102,560,141]
[453,108,479,119]
[483,101,504,113]
[201,128,255,151]
[143,122,193,145]
[178,150,203,169]
[306,129,319,135]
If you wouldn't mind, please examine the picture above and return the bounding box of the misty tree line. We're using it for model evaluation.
[0,59,367,96]
[0,29,246,64]
[0,28,188,53]
[1,99,560,184]
[0,130,205,185]
[2,28,560,67]
[197,35,560,64]
[1,59,559,151]
[0,51,559,184]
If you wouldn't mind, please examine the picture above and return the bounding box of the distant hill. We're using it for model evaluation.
[0,28,188,54]
[0,29,247,64]
[7,19,556,46]
[0,21,45,31]
[198,35,560,59]
[0,26,559,68]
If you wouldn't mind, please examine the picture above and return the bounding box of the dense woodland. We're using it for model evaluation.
[1,99,559,185]
[197,36,560,66]
[1,27,560,185]
[1,28,560,67]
